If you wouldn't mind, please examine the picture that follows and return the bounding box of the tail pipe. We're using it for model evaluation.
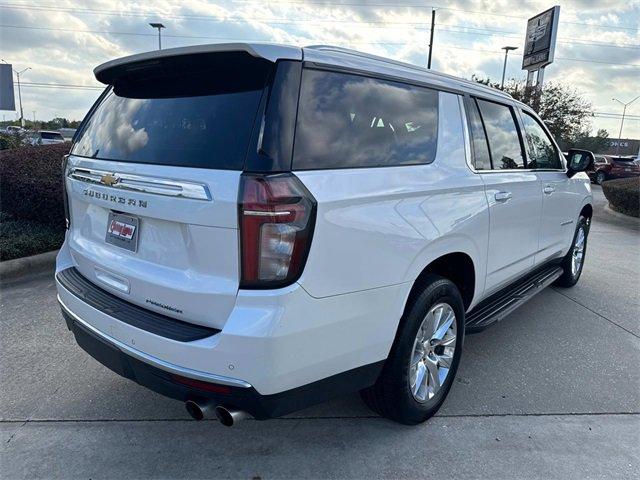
[214,406,248,427]
[184,400,248,427]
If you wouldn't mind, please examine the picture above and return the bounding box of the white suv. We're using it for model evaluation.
[56,44,594,426]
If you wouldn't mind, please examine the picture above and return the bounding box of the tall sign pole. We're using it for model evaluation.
[522,5,560,106]
[427,9,435,69]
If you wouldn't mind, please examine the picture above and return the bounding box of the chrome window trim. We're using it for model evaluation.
[57,294,252,388]
[68,167,212,201]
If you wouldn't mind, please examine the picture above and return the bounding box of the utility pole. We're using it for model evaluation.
[500,46,518,90]
[14,67,31,128]
[612,95,640,155]
[149,23,165,50]
[33,110,36,127]
[427,9,435,69]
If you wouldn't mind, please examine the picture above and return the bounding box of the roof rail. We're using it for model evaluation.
[305,45,512,99]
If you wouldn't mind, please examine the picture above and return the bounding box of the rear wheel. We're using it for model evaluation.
[360,275,465,424]
[555,216,589,288]
[595,171,606,185]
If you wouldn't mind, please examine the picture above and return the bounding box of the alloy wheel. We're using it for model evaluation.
[409,302,457,403]
[571,226,586,276]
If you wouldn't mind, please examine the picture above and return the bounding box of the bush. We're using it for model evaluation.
[602,177,640,218]
[0,213,65,261]
[0,143,71,226]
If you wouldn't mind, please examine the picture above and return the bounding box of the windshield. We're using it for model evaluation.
[72,53,271,170]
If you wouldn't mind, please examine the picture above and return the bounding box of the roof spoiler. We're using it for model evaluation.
[94,43,302,85]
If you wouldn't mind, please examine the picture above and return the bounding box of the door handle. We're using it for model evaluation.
[543,185,555,195]
[494,191,512,202]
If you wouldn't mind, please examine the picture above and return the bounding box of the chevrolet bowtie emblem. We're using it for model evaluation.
[100,173,120,187]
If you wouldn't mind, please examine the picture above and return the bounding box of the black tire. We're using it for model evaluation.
[595,171,606,185]
[555,216,589,288]
[360,275,465,425]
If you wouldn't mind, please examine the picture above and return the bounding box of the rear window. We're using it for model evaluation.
[41,132,64,140]
[293,69,438,170]
[72,53,271,170]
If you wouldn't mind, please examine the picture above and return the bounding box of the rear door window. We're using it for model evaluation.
[521,111,561,169]
[293,69,438,170]
[467,99,492,170]
[476,99,526,170]
[72,54,271,170]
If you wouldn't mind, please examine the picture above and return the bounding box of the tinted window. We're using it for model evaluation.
[521,112,561,169]
[468,99,491,170]
[41,132,63,140]
[293,69,438,170]
[476,99,525,170]
[72,55,271,169]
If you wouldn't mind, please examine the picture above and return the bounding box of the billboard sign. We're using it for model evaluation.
[0,63,16,111]
[522,6,560,70]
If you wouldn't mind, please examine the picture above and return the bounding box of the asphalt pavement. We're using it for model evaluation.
[1,185,639,479]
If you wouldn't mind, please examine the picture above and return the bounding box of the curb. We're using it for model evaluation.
[604,204,640,224]
[0,250,59,283]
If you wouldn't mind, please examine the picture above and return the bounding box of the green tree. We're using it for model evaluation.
[573,129,610,154]
[472,76,595,150]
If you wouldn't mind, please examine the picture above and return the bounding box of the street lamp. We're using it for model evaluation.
[612,96,640,155]
[149,23,165,50]
[14,67,31,127]
[500,46,518,90]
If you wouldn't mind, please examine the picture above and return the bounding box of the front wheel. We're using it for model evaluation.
[595,171,606,185]
[360,275,465,424]
[555,216,589,288]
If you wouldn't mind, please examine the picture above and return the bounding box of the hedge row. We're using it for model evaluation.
[602,177,640,218]
[0,143,71,226]
[0,213,65,261]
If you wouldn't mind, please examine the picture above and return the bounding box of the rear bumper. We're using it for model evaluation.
[55,239,406,416]
[60,301,382,419]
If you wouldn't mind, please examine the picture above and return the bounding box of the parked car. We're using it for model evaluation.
[56,44,594,426]
[588,155,640,184]
[27,130,66,146]
[4,125,24,135]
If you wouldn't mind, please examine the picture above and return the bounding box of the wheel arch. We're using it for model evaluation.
[405,252,476,314]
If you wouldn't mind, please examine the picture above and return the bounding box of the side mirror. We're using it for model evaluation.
[566,149,594,178]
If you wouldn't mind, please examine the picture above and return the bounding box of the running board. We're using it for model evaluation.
[465,266,564,333]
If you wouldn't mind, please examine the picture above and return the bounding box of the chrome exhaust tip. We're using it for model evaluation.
[214,405,248,427]
[185,400,216,421]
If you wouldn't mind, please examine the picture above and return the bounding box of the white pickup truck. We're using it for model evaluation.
[56,43,593,426]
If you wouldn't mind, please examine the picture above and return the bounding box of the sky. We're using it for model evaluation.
[1,0,639,138]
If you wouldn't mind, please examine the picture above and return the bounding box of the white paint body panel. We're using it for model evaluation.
[56,55,592,395]
[63,155,241,330]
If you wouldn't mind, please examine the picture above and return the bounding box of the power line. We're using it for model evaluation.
[19,82,103,90]
[1,2,639,39]
[1,22,638,50]
[240,0,640,31]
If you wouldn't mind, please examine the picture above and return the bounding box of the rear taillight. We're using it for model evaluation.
[239,173,316,289]
[61,154,70,229]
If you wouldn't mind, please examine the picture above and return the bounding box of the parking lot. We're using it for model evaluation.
[1,185,638,479]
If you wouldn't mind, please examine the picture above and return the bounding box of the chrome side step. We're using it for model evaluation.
[465,266,564,333]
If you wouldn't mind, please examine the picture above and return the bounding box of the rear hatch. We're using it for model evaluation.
[64,51,273,329]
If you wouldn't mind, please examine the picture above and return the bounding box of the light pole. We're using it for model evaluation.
[612,95,640,155]
[500,46,518,90]
[13,67,31,127]
[149,23,165,50]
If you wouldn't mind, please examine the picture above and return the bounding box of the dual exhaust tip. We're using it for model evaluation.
[185,400,248,427]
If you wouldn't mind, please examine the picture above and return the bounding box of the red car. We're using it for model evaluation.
[588,155,640,184]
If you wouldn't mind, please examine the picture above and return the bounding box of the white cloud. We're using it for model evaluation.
[1,0,638,137]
